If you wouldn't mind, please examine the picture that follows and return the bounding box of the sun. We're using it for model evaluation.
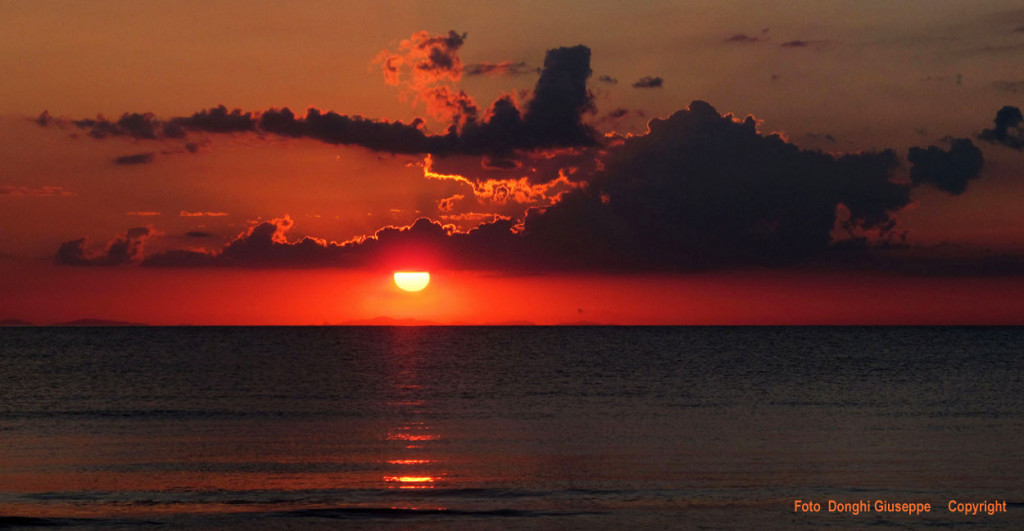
[393,272,430,292]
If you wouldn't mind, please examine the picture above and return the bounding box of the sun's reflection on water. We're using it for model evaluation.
[381,329,445,490]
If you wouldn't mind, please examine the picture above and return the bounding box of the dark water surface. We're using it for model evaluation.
[1,327,1022,528]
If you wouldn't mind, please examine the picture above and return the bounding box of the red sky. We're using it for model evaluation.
[1,1,1023,325]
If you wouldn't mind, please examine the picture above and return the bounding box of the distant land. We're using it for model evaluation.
[335,317,544,326]
[0,317,606,326]
[55,319,149,327]
[2,318,150,326]
[338,316,442,326]
[339,317,553,326]
[0,318,34,326]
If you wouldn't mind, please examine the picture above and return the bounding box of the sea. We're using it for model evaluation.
[0,326,1021,529]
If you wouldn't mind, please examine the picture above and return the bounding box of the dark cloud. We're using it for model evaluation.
[780,40,828,49]
[519,45,597,148]
[114,153,155,165]
[592,108,647,132]
[128,101,928,272]
[45,37,994,273]
[908,138,984,195]
[417,31,466,71]
[50,106,255,141]
[169,105,256,134]
[724,33,763,43]
[185,231,214,238]
[805,133,837,143]
[258,107,437,153]
[597,75,618,84]
[47,45,598,157]
[35,110,54,127]
[631,76,663,89]
[992,81,1024,93]
[144,216,532,272]
[142,216,476,270]
[56,227,153,266]
[978,105,1024,150]
[464,62,534,76]
[517,101,912,268]
[70,112,161,139]
[481,156,520,170]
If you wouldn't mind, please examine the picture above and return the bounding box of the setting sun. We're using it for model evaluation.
[393,272,431,292]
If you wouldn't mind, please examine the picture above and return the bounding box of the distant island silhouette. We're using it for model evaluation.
[55,319,149,327]
[0,318,34,326]
[0,317,604,326]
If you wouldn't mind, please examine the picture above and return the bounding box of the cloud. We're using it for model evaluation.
[180,211,229,217]
[437,194,464,212]
[592,108,646,132]
[420,154,581,205]
[992,81,1024,93]
[597,75,618,84]
[42,106,256,141]
[464,61,534,76]
[517,45,597,148]
[724,33,765,43]
[270,43,598,156]
[142,216,461,269]
[44,37,995,273]
[515,101,912,268]
[168,105,256,134]
[805,132,837,144]
[126,211,161,216]
[114,153,155,165]
[631,76,663,89]
[66,112,160,139]
[908,139,985,195]
[123,101,942,272]
[375,30,476,127]
[481,156,521,170]
[34,110,54,127]
[257,107,437,153]
[780,40,828,49]
[55,226,153,266]
[46,42,598,157]
[0,185,74,197]
[978,105,1024,150]
[185,231,214,238]
[439,212,500,223]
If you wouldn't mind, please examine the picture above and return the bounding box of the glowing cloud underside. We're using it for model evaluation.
[394,272,431,292]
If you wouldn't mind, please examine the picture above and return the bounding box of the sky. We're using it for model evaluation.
[1,0,1023,325]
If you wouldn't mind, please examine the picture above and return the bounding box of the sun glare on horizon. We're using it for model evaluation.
[394,272,431,292]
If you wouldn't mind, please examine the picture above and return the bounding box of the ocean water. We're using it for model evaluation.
[0,326,1021,529]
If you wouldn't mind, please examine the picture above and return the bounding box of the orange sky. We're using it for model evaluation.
[1,1,1023,324]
